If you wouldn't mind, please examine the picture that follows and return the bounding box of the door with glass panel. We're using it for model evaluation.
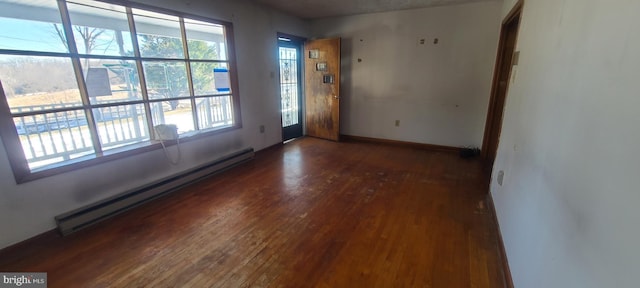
[278,34,304,142]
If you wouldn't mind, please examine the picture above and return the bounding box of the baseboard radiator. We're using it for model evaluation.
[55,148,254,236]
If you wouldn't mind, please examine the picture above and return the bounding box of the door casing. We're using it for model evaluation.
[481,1,523,173]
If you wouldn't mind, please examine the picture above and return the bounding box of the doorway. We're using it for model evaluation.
[278,33,304,142]
[481,1,523,173]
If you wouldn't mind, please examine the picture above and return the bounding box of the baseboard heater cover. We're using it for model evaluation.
[55,147,254,236]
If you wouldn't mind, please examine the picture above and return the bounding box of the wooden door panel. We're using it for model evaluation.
[305,38,341,141]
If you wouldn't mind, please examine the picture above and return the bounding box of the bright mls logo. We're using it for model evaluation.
[0,273,47,288]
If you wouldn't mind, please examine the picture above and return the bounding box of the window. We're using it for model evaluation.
[0,0,240,182]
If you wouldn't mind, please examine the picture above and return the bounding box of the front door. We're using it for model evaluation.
[278,35,304,142]
[304,38,341,141]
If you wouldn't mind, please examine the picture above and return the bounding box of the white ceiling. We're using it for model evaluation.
[250,0,495,19]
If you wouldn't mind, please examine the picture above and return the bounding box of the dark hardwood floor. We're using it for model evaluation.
[0,137,505,287]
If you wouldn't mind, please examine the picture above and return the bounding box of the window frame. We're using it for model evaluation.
[0,0,242,184]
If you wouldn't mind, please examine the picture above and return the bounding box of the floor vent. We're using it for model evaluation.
[55,148,254,236]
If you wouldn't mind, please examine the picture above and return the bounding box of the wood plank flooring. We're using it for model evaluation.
[0,137,505,287]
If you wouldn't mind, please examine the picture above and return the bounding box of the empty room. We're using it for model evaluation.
[0,0,637,287]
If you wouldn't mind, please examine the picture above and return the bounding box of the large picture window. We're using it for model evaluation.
[0,0,240,182]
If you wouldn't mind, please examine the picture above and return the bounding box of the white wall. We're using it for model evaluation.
[0,0,308,249]
[491,0,640,287]
[310,2,501,147]
[501,0,519,17]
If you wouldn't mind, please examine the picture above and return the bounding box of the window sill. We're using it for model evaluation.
[16,125,239,184]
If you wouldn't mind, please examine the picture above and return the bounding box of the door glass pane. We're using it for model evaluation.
[142,61,189,99]
[190,62,230,96]
[0,0,69,53]
[13,110,95,170]
[195,96,233,130]
[0,56,82,113]
[150,100,194,134]
[184,18,226,60]
[279,47,299,127]
[67,0,134,57]
[133,9,185,59]
[93,104,149,151]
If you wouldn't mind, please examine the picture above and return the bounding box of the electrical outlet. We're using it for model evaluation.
[259,125,265,133]
[395,120,400,127]
[497,170,505,186]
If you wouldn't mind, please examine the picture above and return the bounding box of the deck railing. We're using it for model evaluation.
[196,96,233,130]
[12,96,233,168]
[13,102,153,166]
